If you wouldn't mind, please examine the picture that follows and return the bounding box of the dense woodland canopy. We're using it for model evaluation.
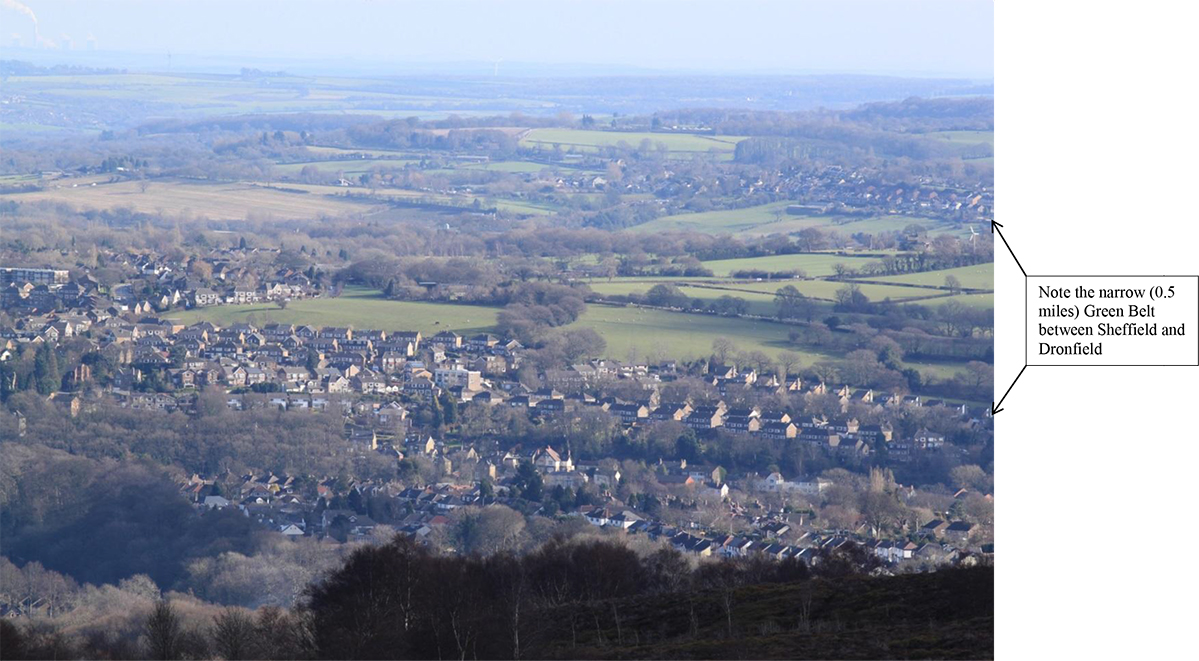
[0,532,993,660]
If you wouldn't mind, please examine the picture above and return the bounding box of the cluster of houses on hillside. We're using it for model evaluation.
[3,301,984,470]
[3,263,992,567]
[533,156,992,226]
[1,262,319,317]
[177,447,985,569]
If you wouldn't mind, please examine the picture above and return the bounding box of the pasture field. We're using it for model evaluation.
[572,304,825,364]
[272,158,419,176]
[930,293,994,310]
[0,173,42,184]
[720,279,993,309]
[927,130,994,146]
[303,146,417,159]
[167,289,971,381]
[520,128,746,154]
[709,280,940,302]
[702,253,883,277]
[587,282,781,316]
[248,182,556,215]
[590,279,942,305]
[571,304,969,380]
[459,160,562,173]
[0,178,379,220]
[744,213,961,238]
[588,276,993,311]
[168,288,499,335]
[493,199,558,215]
[634,202,961,238]
[634,202,796,234]
[0,121,89,135]
[867,263,994,290]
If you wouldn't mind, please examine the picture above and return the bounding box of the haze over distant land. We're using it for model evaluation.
[2,0,993,78]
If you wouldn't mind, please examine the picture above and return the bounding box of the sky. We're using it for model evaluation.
[2,0,993,78]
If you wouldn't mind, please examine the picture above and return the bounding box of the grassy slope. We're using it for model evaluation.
[636,202,961,239]
[521,128,746,154]
[703,253,883,278]
[634,202,798,233]
[168,288,499,335]
[866,263,994,290]
[927,130,995,145]
[705,280,934,302]
[570,304,966,380]
[573,304,815,363]
[271,158,419,176]
[932,293,995,310]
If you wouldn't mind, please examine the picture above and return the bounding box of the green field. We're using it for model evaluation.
[168,288,499,335]
[634,202,795,234]
[570,304,968,380]
[459,160,561,173]
[520,128,746,154]
[868,263,994,290]
[166,289,970,380]
[572,304,822,364]
[931,293,995,310]
[927,130,994,146]
[303,146,417,159]
[588,274,994,313]
[742,213,961,239]
[272,158,419,176]
[589,279,954,307]
[709,280,942,302]
[702,253,884,277]
[587,282,781,316]
[249,181,555,215]
[493,199,558,215]
[635,202,960,238]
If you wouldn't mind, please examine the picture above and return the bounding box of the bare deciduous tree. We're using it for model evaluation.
[143,600,182,660]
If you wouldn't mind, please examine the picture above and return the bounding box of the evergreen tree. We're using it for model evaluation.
[348,488,366,515]
[440,392,458,426]
[33,343,60,395]
[514,461,543,501]
[429,396,444,428]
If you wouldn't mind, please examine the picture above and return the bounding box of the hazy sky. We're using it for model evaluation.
[4,0,993,77]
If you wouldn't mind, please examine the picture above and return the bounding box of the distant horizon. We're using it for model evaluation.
[2,0,993,80]
[0,46,996,82]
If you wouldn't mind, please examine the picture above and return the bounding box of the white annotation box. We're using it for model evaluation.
[1026,275,1199,366]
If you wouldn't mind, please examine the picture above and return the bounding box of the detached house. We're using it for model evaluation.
[530,446,573,473]
[584,508,643,530]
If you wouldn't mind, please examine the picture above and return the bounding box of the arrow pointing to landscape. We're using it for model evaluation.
[992,364,1027,415]
[991,220,1027,277]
